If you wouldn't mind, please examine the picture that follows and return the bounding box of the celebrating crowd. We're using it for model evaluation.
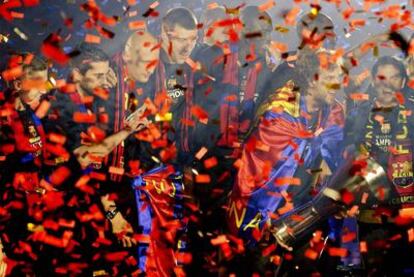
[1,2,414,276]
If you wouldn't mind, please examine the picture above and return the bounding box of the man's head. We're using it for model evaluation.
[372,56,407,106]
[201,6,230,45]
[307,50,344,106]
[123,31,160,83]
[70,44,112,96]
[11,54,49,105]
[240,6,272,56]
[297,12,336,50]
[161,7,198,64]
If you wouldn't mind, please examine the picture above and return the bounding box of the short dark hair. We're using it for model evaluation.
[162,7,197,31]
[371,56,407,81]
[70,43,110,74]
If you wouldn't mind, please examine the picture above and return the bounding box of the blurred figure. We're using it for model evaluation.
[227,50,345,275]
[344,56,414,276]
[48,44,149,275]
[0,54,70,275]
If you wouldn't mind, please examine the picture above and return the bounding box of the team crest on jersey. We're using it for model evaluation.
[390,159,414,187]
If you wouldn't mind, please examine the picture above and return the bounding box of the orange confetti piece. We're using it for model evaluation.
[11,11,24,19]
[127,0,136,5]
[195,147,208,160]
[185,57,200,71]
[270,41,288,53]
[35,99,51,119]
[284,7,301,26]
[85,34,101,44]
[304,248,318,260]
[399,207,414,218]
[277,201,293,215]
[195,174,211,183]
[349,19,366,28]
[149,1,159,9]
[408,228,414,242]
[128,20,146,30]
[73,112,96,123]
[258,0,275,12]
[360,241,368,253]
[211,235,228,245]
[207,2,219,9]
[109,166,125,176]
[48,133,67,145]
[275,177,301,186]
[2,66,23,81]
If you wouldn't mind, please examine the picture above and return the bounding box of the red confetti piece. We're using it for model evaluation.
[395,91,405,104]
[342,232,357,243]
[49,166,71,186]
[328,247,348,257]
[23,0,39,7]
[262,244,277,257]
[349,93,369,101]
[341,189,355,205]
[191,105,209,124]
[41,39,70,65]
[104,251,129,262]
[89,171,107,181]
[203,157,218,169]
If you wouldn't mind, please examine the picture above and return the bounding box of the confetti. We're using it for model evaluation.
[84,34,101,44]
[195,174,211,183]
[128,20,146,30]
[275,177,301,186]
[258,0,275,12]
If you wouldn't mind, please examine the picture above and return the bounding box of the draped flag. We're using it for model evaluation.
[132,165,188,277]
[228,81,345,244]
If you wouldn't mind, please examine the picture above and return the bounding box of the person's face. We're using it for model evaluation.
[127,46,160,83]
[163,24,198,64]
[313,65,343,106]
[15,68,48,104]
[374,64,405,106]
[76,61,111,94]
